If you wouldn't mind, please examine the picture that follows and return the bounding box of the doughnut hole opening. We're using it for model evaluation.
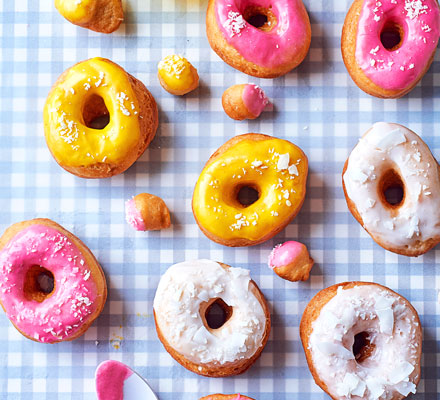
[236,185,260,207]
[24,266,55,302]
[379,169,405,207]
[380,21,404,51]
[353,331,376,364]
[243,6,277,32]
[82,94,110,129]
[202,298,233,330]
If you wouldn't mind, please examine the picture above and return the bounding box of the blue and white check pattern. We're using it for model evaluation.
[0,0,439,398]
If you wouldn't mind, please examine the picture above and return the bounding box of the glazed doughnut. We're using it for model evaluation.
[192,133,308,247]
[44,57,158,179]
[158,54,199,96]
[343,122,440,256]
[268,241,314,282]
[222,84,269,121]
[0,219,107,343]
[206,0,311,78]
[125,193,171,231]
[153,260,271,377]
[300,282,422,399]
[55,0,124,34]
[200,395,254,400]
[341,0,440,98]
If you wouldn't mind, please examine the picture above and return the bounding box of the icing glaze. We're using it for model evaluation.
[242,84,268,117]
[215,0,310,69]
[0,225,99,343]
[153,260,267,365]
[308,284,421,399]
[125,198,146,231]
[158,54,197,92]
[355,0,440,90]
[343,122,440,250]
[193,136,307,243]
[95,360,133,400]
[55,0,97,24]
[268,241,305,268]
[44,57,141,168]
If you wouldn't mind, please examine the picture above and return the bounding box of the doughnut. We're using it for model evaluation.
[153,259,271,377]
[44,57,158,179]
[200,395,254,400]
[206,0,311,78]
[343,122,440,256]
[0,218,107,343]
[158,54,199,96]
[300,282,422,399]
[55,0,124,34]
[222,84,269,121]
[341,0,440,98]
[268,241,314,282]
[192,133,308,247]
[125,193,171,231]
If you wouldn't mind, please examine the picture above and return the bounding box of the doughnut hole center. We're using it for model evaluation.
[24,266,55,303]
[379,169,405,207]
[202,298,233,330]
[243,6,277,31]
[236,185,260,207]
[353,331,376,364]
[380,21,404,51]
[82,94,110,129]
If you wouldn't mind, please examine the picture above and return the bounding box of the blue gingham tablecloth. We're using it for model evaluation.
[0,0,439,398]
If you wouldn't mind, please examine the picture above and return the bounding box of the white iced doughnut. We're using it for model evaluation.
[343,122,440,256]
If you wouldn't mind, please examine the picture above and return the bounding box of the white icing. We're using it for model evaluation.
[153,259,267,365]
[343,122,440,250]
[308,284,421,400]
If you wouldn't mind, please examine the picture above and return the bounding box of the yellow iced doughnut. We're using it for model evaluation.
[158,55,199,96]
[44,57,158,179]
[55,0,124,34]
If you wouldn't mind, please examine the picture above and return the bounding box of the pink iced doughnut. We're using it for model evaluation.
[342,0,440,98]
[0,219,107,343]
[206,0,311,78]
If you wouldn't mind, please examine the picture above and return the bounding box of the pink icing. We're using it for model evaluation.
[215,0,309,69]
[268,241,304,269]
[95,360,133,400]
[242,84,269,117]
[355,0,440,90]
[0,224,99,343]
[125,198,146,231]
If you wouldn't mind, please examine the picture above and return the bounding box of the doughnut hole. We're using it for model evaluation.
[236,185,260,207]
[380,21,404,51]
[353,331,376,364]
[379,169,405,208]
[82,94,110,129]
[243,6,277,32]
[201,298,233,330]
[24,266,55,303]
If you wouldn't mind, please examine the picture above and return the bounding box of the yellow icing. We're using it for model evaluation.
[158,55,195,92]
[55,0,96,24]
[193,137,308,242]
[43,57,141,167]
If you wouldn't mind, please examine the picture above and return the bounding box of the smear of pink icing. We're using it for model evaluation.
[355,0,440,90]
[268,241,304,269]
[215,0,309,69]
[125,198,146,231]
[0,225,99,343]
[242,84,269,117]
[96,360,133,400]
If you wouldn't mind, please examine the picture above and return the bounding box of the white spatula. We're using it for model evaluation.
[95,360,159,400]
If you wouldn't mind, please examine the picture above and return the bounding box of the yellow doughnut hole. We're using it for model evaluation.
[158,55,199,96]
[55,0,96,24]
